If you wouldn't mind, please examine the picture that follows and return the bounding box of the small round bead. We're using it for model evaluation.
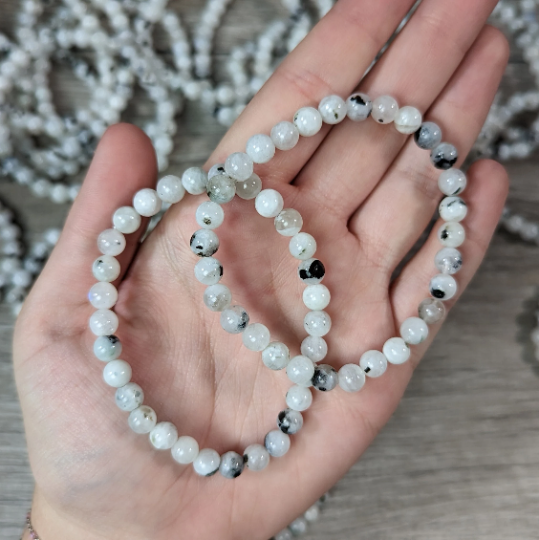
[190,229,220,257]
[277,409,304,435]
[346,92,372,122]
[115,382,144,412]
[371,95,399,124]
[194,257,223,285]
[429,274,457,301]
[88,282,118,309]
[338,364,366,392]
[93,335,122,362]
[133,188,162,217]
[438,169,467,196]
[89,309,119,336]
[157,175,185,204]
[243,444,270,471]
[208,164,226,179]
[418,298,446,324]
[225,152,253,181]
[298,258,325,284]
[301,336,328,362]
[203,284,232,311]
[103,359,132,387]
[434,247,463,275]
[359,350,387,378]
[220,305,249,334]
[286,385,313,412]
[439,197,467,222]
[193,448,221,476]
[274,208,303,236]
[92,255,121,282]
[287,355,315,386]
[305,504,320,522]
[112,206,141,234]
[196,201,225,229]
[383,337,411,365]
[236,173,262,200]
[289,518,308,536]
[271,121,300,150]
[206,173,236,204]
[219,451,244,479]
[262,341,290,370]
[438,222,465,248]
[255,189,284,218]
[246,134,275,164]
[181,167,208,195]
[97,229,126,256]
[242,323,271,351]
[293,107,323,137]
[290,233,317,260]
[265,430,291,457]
[274,529,293,540]
[318,95,347,124]
[302,284,331,310]
[431,143,458,170]
[304,310,331,337]
[128,405,157,434]
[171,436,199,464]
[414,121,442,150]
[312,364,338,392]
[400,317,429,345]
[394,106,422,135]
[149,422,178,450]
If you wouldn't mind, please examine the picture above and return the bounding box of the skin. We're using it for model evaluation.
[13,0,510,538]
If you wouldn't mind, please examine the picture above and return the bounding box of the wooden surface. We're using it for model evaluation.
[2,1,539,539]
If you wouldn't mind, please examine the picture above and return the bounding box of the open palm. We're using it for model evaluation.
[13,0,509,539]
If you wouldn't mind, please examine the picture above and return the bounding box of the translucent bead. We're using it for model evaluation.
[275,208,303,236]
[194,257,223,285]
[338,363,366,392]
[203,284,232,311]
[193,448,221,476]
[286,385,313,411]
[293,107,323,137]
[430,274,457,301]
[431,142,458,170]
[400,317,429,345]
[112,206,141,234]
[304,504,320,522]
[394,106,422,135]
[271,121,300,150]
[92,255,121,282]
[371,95,399,124]
[383,337,411,365]
[89,309,119,336]
[438,222,465,248]
[287,355,315,385]
[418,298,446,324]
[128,405,157,434]
[246,134,275,164]
[265,430,291,457]
[346,92,372,122]
[157,175,185,204]
[302,284,330,310]
[196,201,224,229]
[150,422,178,450]
[274,529,293,540]
[243,444,270,471]
[190,229,220,257]
[262,341,290,370]
[277,409,303,435]
[289,518,308,536]
[318,95,346,124]
[171,436,199,464]
[298,258,325,284]
[438,169,467,196]
[359,350,387,378]
[435,247,462,274]
[304,310,331,337]
[103,359,132,387]
[115,382,144,411]
[97,229,126,256]
[94,335,122,362]
[242,323,270,351]
[236,173,262,200]
[208,164,226,179]
[220,305,249,334]
[439,197,467,222]
[225,152,253,181]
[312,364,338,391]
[133,188,162,217]
[414,121,442,150]
[255,189,284,218]
[219,451,244,479]
[206,173,236,204]
[301,336,328,362]
[88,282,118,309]
[181,167,208,195]
[290,232,317,260]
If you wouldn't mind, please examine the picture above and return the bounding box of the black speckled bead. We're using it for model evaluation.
[190,229,220,257]
[219,451,244,479]
[311,364,338,392]
[414,121,442,150]
[277,408,304,435]
[430,142,458,170]
[298,258,325,284]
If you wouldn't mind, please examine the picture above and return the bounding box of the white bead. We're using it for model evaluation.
[430,274,457,301]
[242,323,270,351]
[285,385,313,411]
[203,284,232,311]
[265,430,291,457]
[225,152,253,181]
[243,444,270,471]
[157,175,185,204]
[97,229,126,256]
[438,169,467,196]
[271,121,300,150]
[113,207,141,234]
[434,247,463,275]
[289,232,317,260]
[372,95,399,124]
[208,164,225,179]
[193,448,221,476]
[255,189,284,218]
[115,382,144,412]
[128,405,157,434]
[133,188,162,217]
[438,222,465,248]
[359,350,387,378]
[293,107,323,137]
[236,173,262,200]
[196,201,224,229]
[383,337,410,365]
[287,355,315,386]
[88,282,118,309]
[301,336,328,362]
[318,95,346,124]
[394,106,422,134]
[400,317,429,345]
[439,197,467,222]
[194,257,223,285]
[302,284,330,310]
[262,341,290,370]
[338,364,366,392]
[346,93,373,122]
[149,421,178,450]
[103,359,132,387]
[246,134,275,164]
[93,336,122,362]
[304,310,331,337]
[172,436,200,464]
[92,255,121,282]
[182,167,208,195]
[274,208,303,236]
[89,309,119,336]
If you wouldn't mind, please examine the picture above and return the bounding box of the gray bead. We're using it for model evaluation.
[264,430,291,457]
[277,409,304,435]
[274,530,293,540]
[311,364,338,392]
[219,451,244,479]
[430,142,458,170]
[418,297,446,324]
[220,305,249,333]
[93,335,122,362]
[289,517,308,536]
[297,258,325,284]
[190,229,220,257]
[206,173,236,204]
[414,121,442,150]
[346,92,372,122]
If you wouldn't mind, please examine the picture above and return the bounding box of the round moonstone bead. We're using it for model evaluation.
[305,504,321,522]
[115,382,144,412]
[97,229,126,256]
[439,197,467,222]
[275,529,293,540]
[112,206,141,234]
[286,385,313,411]
[277,409,304,435]
[262,341,290,370]
[225,152,253,181]
[92,255,121,282]
[193,448,221,476]
[312,364,338,392]
[220,305,249,334]
[338,364,366,392]
[246,134,275,164]
[302,284,330,310]
[190,229,220,257]
[418,298,446,324]
[414,121,442,150]
[287,355,315,386]
[219,451,244,479]
[298,258,325,284]
[394,106,422,134]
[255,189,284,218]
[196,201,225,229]
[206,173,236,204]
[359,350,387,378]
[275,208,303,236]
[265,430,291,457]
[301,336,328,362]
[304,310,331,337]
[431,142,458,170]
[194,257,223,285]
[242,323,270,351]
[103,359,132,387]
[150,422,178,450]
[434,247,463,274]
[128,405,157,434]
[181,167,208,195]
[400,317,429,345]
[236,173,262,200]
[290,232,317,260]
[271,121,300,150]
[438,169,467,196]
[430,274,457,301]
[346,92,372,121]
[208,164,226,179]
[90,309,119,336]
[243,444,270,471]
[438,222,465,248]
[383,337,411,365]
[289,518,308,536]
[293,107,323,137]
[133,188,162,217]
[371,95,399,124]
[171,436,199,464]
[203,284,232,311]
[318,95,347,124]
[94,335,122,362]
[156,175,185,204]
[88,282,118,309]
